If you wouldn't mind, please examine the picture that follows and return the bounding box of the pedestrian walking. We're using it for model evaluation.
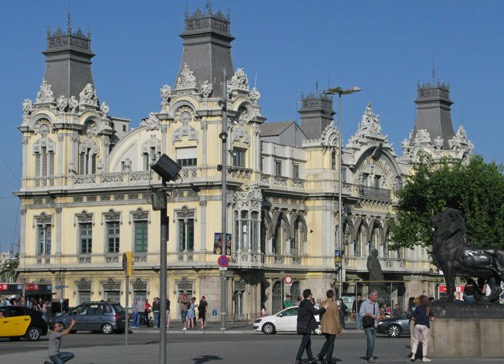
[295,288,327,364]
[186,297,196,330]
[410,295,435,362]
[359,289,379,363]
[178,294,189,331]
[166,298,171,329]
[44,319,77,364]
[198,296,208,328]
[317,290,343,364]
[152,297,160,328]
[337,298,348,329]
[144,298,152,327]
[351,294,363,330]
[137,298,146,327]
[131,298,139,328]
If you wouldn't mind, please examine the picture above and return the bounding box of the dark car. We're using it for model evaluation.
[376,314,411,338]
[0,305,48,341]
[50,301,125,334]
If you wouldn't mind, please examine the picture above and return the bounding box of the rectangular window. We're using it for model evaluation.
[35,147,54,177]
[293,163,299,179]
[374,175,381,189]
[251,212,259,252]
[232,148,246,167]
[176,147,197,167]
[275,160,282,176]
[37,225,51,255]
[107,222,120,253]
[178,219,194,252]
[79,149,96,175]
[134,221,148,253]
[80,223,93,254]
[144,146,160,170]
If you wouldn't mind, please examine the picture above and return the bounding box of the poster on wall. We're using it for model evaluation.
[213,232,232,255]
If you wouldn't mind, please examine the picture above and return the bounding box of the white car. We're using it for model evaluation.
[253,306,321,335]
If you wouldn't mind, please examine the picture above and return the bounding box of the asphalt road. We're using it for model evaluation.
[1,329,502,364]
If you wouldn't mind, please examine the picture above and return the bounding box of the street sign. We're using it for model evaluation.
[218,255,229,268]
[284,275,293,285]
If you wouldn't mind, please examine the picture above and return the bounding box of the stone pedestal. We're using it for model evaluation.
[429,300,504,358]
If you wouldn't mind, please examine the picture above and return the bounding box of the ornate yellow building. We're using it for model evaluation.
[16,6,473,321]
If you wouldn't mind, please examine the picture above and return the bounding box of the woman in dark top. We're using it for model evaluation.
[410,295,434,362]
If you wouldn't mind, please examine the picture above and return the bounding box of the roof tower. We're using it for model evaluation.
[176,6,234,98]
[42,17,95,101]
[411,82,455,150]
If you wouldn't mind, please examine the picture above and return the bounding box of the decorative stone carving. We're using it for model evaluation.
[249,86,261,104]
[160,84,172,102]
[22,99,33,115]
[173,107,198,142]
[33,119,53,137]
[200,80,213,98]
[433,136,444,150]
[69,96,79,112]
[140,112,161,131]
[79,83,98,107]
[414,129,431,145]
[36,79,55,104]
[56,95,68,111]
[227,68,249,95]
[100,102,109,115]
[449,126,474,152]
[122,158,132,172]
[175,64,197,90]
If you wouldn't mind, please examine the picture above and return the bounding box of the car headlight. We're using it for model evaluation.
[254,318,262,323]
[378,321,383,325]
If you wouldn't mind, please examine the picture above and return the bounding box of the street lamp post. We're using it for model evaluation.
[323,86,361,297]
[219,69,229,331]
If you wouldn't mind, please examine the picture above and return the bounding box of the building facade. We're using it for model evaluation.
[15,6,473,321]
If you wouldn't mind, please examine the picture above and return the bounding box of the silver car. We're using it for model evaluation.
[50,301,125,334]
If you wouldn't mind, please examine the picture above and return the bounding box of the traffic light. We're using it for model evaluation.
[123,251,134,276]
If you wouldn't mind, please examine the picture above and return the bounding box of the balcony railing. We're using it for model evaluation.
[358,186,391,201]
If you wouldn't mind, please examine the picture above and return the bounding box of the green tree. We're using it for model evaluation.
[389,155,504,251]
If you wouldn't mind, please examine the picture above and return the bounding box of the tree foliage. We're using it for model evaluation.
[0,254,19,282]
[389,155,504,250]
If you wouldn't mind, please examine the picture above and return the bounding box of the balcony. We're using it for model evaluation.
[358,186,391,201]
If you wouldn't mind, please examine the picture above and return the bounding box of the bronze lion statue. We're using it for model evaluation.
[431,208,504,300]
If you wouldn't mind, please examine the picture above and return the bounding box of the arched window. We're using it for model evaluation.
[291,218,302,256]
[272,215,285,255]
[354,225,364,257]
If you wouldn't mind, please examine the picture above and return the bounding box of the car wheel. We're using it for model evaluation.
[26,326,42,341]
[102,323,114,334]
[261,322,276,335]
[313,324,322,335]
[387,324,402,338]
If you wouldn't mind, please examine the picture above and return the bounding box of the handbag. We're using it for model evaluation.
[297,321,308,334]
[362,303,376,328]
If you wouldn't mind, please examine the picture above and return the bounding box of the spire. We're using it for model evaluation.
[175,6,234,97]
[411,82,455,150]
[42,25,95,101]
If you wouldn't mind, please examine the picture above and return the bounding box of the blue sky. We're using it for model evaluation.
[1,0,503,253]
